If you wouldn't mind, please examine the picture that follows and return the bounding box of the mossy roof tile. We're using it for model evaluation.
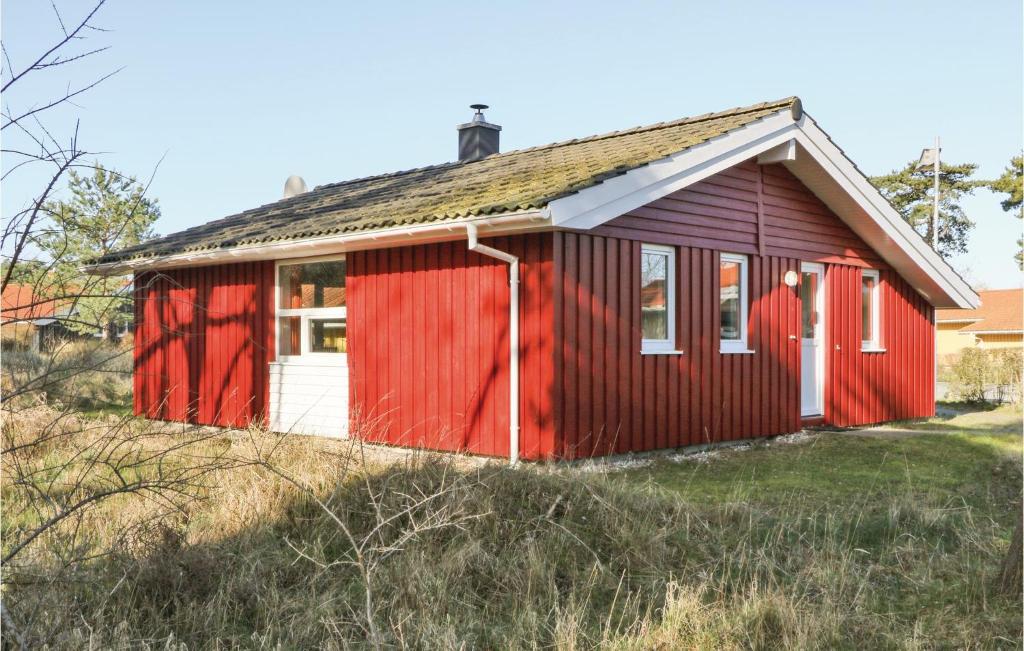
[98,98,796,263]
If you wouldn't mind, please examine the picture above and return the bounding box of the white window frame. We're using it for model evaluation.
[275,254,348,364]
[861,268,883,352]
[640,243,678,354]
[719,252,752,354]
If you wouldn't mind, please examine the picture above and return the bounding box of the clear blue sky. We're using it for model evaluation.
[4,1,1022,287]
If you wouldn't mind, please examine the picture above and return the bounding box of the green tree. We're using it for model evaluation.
[39,164,159,336]
[870,161,981,258]
[987,155,1023,268]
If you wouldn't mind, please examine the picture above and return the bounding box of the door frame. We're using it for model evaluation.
[800,262,825,417]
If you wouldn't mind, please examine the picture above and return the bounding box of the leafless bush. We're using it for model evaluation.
[0,4,217,647]
[950,348,1023,403]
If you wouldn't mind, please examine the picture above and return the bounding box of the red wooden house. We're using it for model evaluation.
[88,98,978,462]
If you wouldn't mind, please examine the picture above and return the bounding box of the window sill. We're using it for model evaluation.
[271,356,348,367]
[720,348,755,355]
[861,347,887,354]
[641,349,685,356]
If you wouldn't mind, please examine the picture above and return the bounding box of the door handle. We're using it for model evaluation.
[835,344,841,350]
[788,335,797,340]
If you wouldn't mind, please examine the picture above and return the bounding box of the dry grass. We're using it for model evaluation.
[2,405,1021,649]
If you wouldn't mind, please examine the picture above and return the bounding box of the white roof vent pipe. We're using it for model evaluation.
[283,175,308,198]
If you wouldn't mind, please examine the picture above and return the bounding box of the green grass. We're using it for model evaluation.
[3,403,1022,649]
[619,419,1020,514]
[879,402,1023,435]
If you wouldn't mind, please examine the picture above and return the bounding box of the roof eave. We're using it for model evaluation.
[83,210,551,275]
[548,108,979,310]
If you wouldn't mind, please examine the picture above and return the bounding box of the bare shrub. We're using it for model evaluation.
[951,348,1023,403]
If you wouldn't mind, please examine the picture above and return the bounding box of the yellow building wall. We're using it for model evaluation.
[976,333,1024,350]
[936,323,977,362]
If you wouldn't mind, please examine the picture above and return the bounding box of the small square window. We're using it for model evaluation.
[310,318,347,353]
[640,244,676,353]
[279,316,302,356]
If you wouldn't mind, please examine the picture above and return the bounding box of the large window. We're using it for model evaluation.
[861,269,881,351]
[719,253,750,353]
[640,244,675,353]
[277,258,347,358]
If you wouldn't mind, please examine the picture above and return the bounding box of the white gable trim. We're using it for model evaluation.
[549,111,798,231]
[547,108,979,309]
[788,118,977,308]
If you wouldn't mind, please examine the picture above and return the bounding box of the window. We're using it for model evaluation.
[640,244,676,353]
[861,269,881,350]
[277,258,347,358]
[800,268,819,340]
[719,253,750,353]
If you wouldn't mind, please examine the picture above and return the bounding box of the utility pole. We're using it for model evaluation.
[932,136,940,249]
[917,138,942,250]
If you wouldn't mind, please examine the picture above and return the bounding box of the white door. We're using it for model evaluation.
[800,263,824,417]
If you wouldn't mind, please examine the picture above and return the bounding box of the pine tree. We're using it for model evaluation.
[38,164,160,336]
[987,155,1023,269]
[870,161,981,259]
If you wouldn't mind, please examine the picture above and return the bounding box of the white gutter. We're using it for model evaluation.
[465,223,520,465]
[85,210,550,275]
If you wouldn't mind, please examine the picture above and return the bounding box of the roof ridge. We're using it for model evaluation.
[486,96,798,159]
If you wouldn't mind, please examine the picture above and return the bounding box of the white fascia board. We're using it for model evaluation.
[790,117,979,309]
[549,111,799,231]
[85,210,550,275]
[962,329,1024,335]
[547,107,978,310]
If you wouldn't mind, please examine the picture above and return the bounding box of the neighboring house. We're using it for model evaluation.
[936,288,1023,363]
[1,283,72,351]
[0,282,133,351]
[87,97,978,461]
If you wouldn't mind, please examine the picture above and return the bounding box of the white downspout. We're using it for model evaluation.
[466,223,520,465]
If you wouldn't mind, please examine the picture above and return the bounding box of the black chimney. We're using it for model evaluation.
[457,104,501,162]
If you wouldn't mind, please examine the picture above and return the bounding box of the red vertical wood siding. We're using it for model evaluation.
[133,261,274,427]
[553,232,802,459]
[557,157,934,456]
[131,158,936,458]
[824,266,934,426]
[347,233,556,460]
[594,160,885,269]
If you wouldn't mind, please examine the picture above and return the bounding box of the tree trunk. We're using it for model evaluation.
[997,510,1023,597]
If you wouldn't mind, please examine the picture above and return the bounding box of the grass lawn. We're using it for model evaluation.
[620,403,1021,513]
[3,403,1021,649]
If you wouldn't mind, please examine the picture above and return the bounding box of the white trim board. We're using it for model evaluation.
[549,112,799,232]
[547,107,978,309]
[86,210,549,275]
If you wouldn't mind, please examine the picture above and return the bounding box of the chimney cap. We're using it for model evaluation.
[457,103,501,132]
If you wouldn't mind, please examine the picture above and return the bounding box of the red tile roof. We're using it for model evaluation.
[936,288,1022,333]
[0,284,61,323]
